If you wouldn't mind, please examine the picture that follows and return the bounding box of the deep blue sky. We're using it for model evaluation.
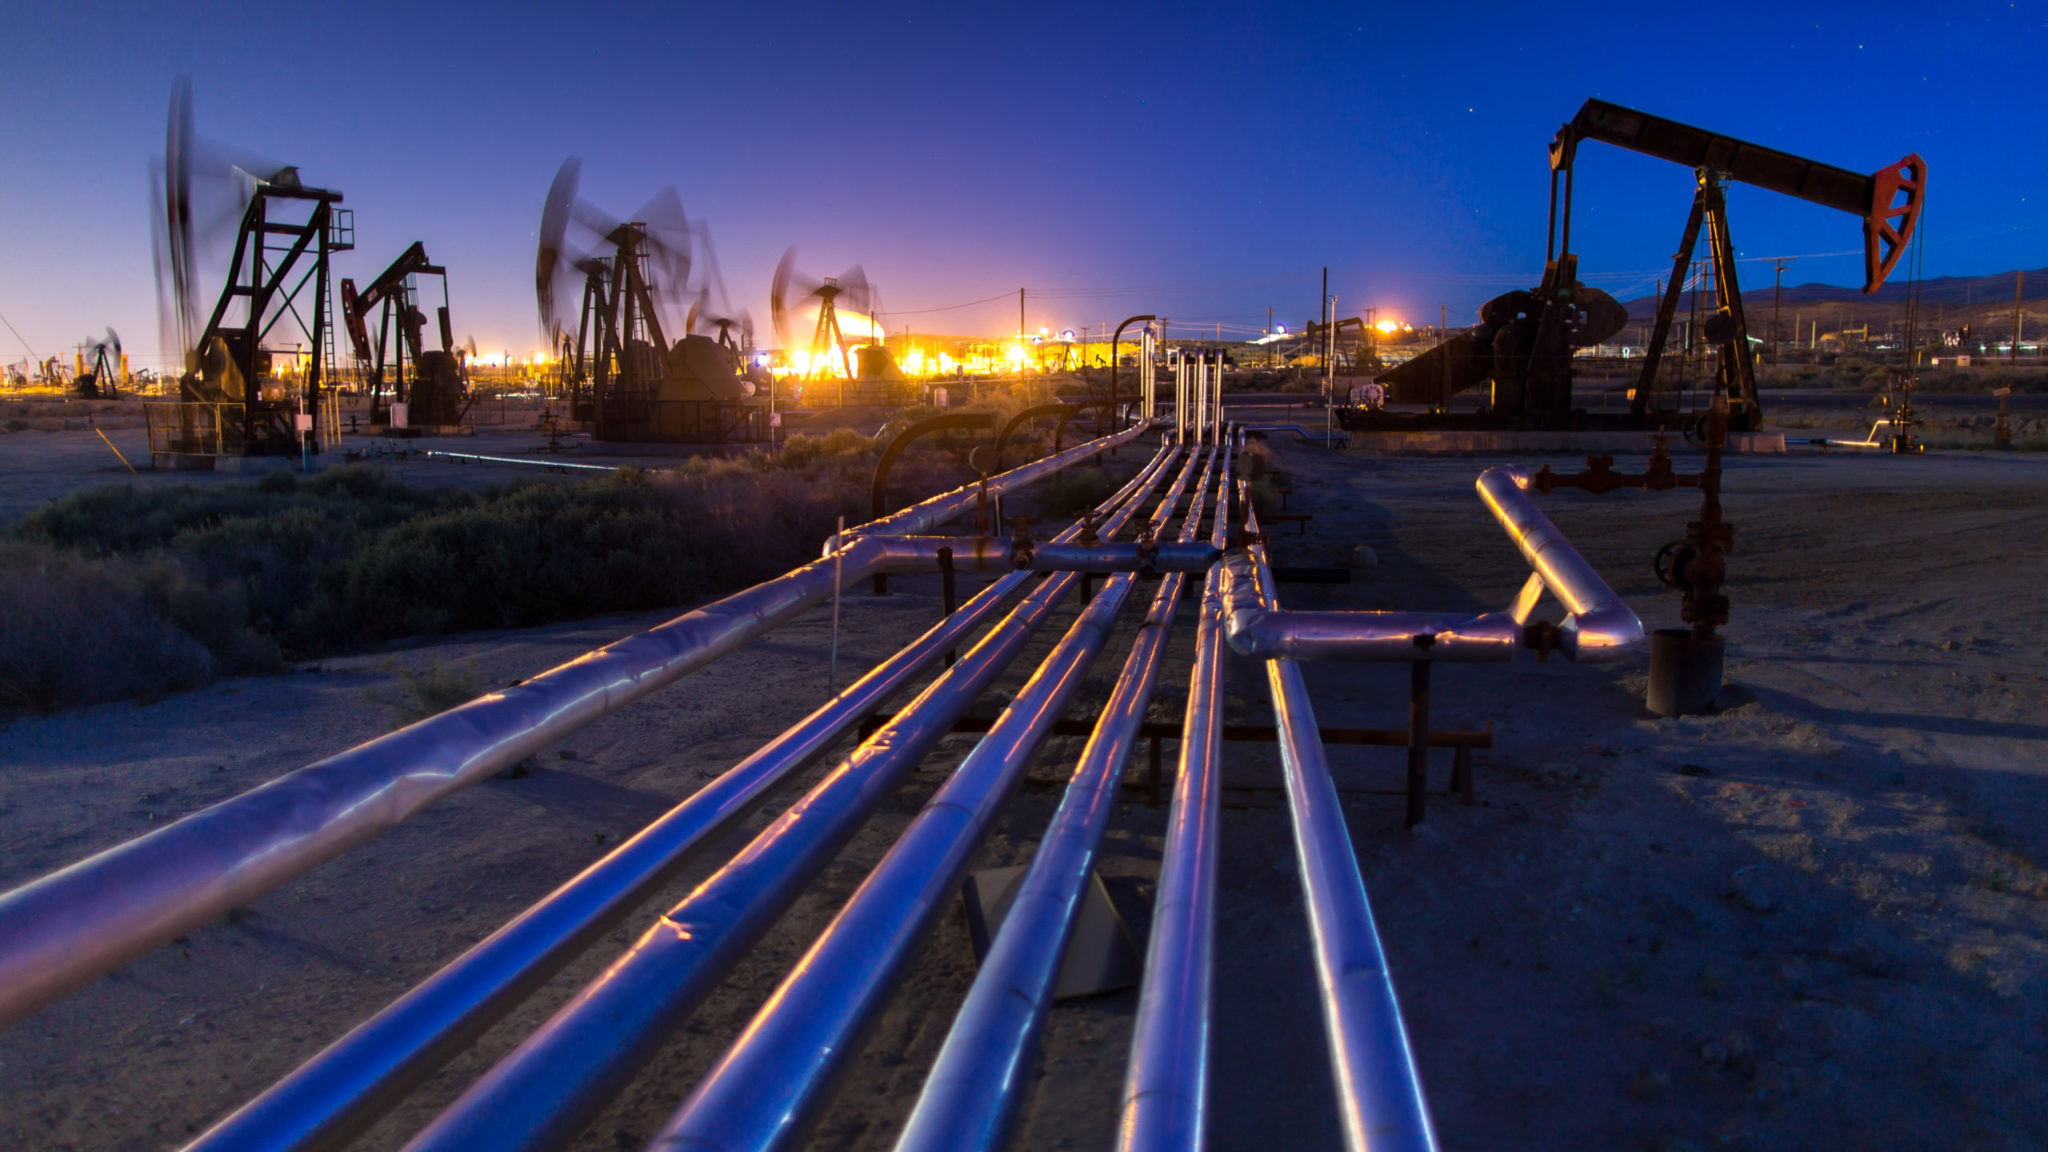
[2,0,2041,370]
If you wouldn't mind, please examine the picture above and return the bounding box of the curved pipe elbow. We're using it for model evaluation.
[1561,602,1645,663]
[1477,465,1647,661]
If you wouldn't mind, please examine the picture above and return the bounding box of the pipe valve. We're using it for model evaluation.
[1008,517,1035,570]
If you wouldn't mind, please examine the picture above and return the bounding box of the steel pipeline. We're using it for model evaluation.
[645,443,1210,1152]
[0,426,1147,1031]
[187,447,1178,1152]
[396,447,1187,1152]
[1473,465,1642,662]
[1244,498,1439,1152]
[896,437,1228,1152]
[828,537,1220,576]
[188,565,1041,1152]
[1115,429,1236,1151]
[1214,464,1639,664]
[1237,424,1350,447]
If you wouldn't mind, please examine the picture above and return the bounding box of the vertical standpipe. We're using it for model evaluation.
[1142,327,1157,420]
[1204,348,1220,440]
[1179,348,1196,436]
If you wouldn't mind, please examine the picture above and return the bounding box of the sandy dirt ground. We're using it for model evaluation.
[2,412,2047,1151]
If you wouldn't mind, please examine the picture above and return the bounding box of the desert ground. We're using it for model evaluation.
[2,398,2046,1151]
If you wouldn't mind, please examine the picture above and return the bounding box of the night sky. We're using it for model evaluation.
[2,1,2042,370]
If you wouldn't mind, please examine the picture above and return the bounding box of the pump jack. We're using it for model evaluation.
[152,80,353,457]
[340,242,469,429]
[1558,99,1924,431]
[1366,99,1924,434]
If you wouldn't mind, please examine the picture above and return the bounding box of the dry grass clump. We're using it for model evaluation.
[1031,466,1115,518]
[2,434,939,713]
[3,422,1106,714]
[0,541,277,713]
[381,658,483,727]
[1756,362,2048,394]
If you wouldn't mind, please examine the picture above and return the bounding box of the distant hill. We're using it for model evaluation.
[1621,267,2048,333]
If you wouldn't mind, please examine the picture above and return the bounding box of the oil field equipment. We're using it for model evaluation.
[681,221,756,363]
[771,247,907,404]
[72,329,122,399]
[1368,98,1924,434]
[149,78,352,459]
[535,158,759,443]
[340,242,470,430]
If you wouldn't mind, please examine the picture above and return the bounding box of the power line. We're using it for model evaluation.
[0,308,40,363]
[883,290,1021,317]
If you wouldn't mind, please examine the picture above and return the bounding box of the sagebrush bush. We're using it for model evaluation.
[335,472,717,640]
[0,541,272,712]
[3,433,1019,714]
[382,658,483,727]
[768,428,877,472]
[1032,466,1114,517]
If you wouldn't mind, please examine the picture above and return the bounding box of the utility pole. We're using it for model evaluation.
[1325,290,1337,446]
[1019,288,1025,340]
[1770,257,1794,365]
[2015,270,2025,364]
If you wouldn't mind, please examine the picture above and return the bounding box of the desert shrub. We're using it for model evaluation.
[17,466,439,557]
[1248,475,1283,520]
[1031,466,1115,518]
[651,465,867,587]
[332,471,714,641]
[381,658,483,727]
[0,541,261,712]
[768,427,878,473]
[4,439,1047,713]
